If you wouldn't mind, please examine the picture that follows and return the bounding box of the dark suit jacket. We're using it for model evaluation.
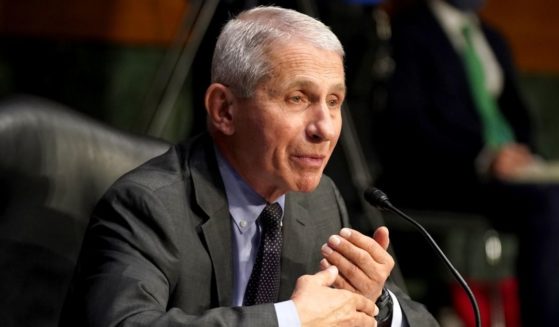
[375,2,535,212]
[60,133,438,326]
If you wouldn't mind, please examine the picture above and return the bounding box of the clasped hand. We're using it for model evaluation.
[290,227,394,326]
[321,227,394,301]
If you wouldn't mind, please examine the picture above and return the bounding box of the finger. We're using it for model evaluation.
[500,143,516,154]
[508,144,535,164]
[324,233,394,298]
[320,259,357,292]
[512,143,530,154]
[322,242,375,294]
[313,264,338,287]
[373,226,390,250]
[508,149,528,163]
[355,312,377,326]
[517,148,535,164]
[352,292,376,316]
[337,229,393,265]
[323,238,373,273]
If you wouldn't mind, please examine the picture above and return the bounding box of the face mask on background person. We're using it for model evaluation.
[447,0,486,11]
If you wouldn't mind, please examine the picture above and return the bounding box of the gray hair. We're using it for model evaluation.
[211,6,344,98]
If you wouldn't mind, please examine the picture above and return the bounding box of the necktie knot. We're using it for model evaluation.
[260,202,282,230]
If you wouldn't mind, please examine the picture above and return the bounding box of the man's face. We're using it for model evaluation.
[228,42,345,201]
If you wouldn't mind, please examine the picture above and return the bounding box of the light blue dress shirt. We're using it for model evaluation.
[215,148,405,326]
[215,150,299,326]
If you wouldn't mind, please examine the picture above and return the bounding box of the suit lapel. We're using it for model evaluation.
[189,137,233,306]
[200,207,233,307]
[278,192,318,300]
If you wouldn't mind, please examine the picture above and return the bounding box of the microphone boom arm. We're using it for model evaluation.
[365,187,482,327]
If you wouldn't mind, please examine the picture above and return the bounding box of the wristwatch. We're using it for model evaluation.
[375,287,393,326]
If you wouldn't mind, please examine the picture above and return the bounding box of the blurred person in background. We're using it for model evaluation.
[374,0,559,325]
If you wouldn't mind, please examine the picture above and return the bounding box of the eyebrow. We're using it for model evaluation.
[331,83,347,95]
[285,80,347,94]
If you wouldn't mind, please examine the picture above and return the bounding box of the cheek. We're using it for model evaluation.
[237,114,270,148]
[252,123,292,169]
[268,121,301,150]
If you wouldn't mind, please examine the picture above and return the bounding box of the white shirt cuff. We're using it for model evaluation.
[275,300,301,327]
[388,289,408,327]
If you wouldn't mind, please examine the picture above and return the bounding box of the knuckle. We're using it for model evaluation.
[386,255,395,269]
[353,252,365,265]
[297,275,310,284]
[345,263,360,278]
[356,249,370,262]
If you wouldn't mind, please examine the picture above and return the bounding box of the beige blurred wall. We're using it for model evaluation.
[481,0,559,74]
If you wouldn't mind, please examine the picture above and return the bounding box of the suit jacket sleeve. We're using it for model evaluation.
[386,280,440,326]
[60,162,279,327]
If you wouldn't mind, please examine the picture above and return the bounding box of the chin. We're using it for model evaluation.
[293,175,322,193]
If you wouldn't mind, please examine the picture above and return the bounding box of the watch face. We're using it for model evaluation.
[375,288,393,323]
[376,288,390,305]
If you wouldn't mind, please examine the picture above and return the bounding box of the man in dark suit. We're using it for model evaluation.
[375,0,559,325]
[60,6,437,327]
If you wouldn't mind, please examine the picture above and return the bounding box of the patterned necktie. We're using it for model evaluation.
[243,202,283,305]
[462,23,515,149]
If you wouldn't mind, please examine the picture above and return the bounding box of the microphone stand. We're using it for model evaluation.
[142,0,219,137]
[366,188,482,327]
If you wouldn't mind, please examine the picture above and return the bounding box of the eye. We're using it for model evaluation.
[327,96,341,109]
[290,95,303,103]
[286,92,309,106]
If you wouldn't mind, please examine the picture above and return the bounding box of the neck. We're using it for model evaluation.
[213,138,286,203]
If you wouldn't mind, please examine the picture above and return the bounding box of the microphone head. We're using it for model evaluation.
[364,187,391,210]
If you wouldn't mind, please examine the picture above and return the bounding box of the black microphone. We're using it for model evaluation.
[365,187,482,327]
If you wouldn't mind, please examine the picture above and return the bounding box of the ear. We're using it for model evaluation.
[205,83,236,135]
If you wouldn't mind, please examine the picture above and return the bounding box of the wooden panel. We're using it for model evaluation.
[0,0,188,45]
[1,0,558,73]
[481,0,559,73]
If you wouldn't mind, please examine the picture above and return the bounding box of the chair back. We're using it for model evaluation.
[0,95,170,326]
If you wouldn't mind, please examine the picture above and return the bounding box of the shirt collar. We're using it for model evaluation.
[214,147,285,233]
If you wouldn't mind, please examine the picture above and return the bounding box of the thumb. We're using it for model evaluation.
[373,226,390,250]
[314,265,338,287]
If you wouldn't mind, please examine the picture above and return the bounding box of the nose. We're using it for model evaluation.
[306,101,340,143]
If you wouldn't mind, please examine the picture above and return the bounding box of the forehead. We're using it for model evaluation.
[264,41,345,90]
